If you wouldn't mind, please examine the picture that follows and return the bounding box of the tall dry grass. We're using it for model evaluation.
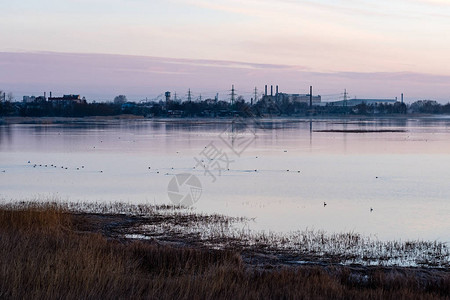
[0,202,448,299]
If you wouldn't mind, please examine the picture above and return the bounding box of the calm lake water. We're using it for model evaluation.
[1,117,449,242]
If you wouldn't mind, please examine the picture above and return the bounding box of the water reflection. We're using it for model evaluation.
[0,125,12,146]
[0,118,449,242]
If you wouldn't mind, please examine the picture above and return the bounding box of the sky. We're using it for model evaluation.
[1,0,450,102]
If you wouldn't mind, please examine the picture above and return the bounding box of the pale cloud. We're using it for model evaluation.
[1,52,449,102]
[174,0,255,16]
[175,0,448,19]
[411,0,450,6]
[1,0,450,94]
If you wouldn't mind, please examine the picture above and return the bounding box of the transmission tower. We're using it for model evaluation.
[230,85,235,105]
[187,89,192,102]
[344,89,348,107]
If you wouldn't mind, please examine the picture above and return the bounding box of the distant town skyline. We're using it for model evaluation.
[1,0,449,102]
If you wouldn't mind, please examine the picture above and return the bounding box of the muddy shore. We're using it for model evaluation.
[2,202,449,298]
[72,211,450,283]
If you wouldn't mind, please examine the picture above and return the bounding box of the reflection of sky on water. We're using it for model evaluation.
[0,118,449,242]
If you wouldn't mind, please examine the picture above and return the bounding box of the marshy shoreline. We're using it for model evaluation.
[1,201,449,298]
[82,209,449,268]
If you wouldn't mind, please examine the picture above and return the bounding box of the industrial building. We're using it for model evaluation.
[48,94,86,105]
[23,95,46,103]
[327,98,397,107]
[261,85,321,105]
[22,92,86,105]
[278,93,321,104]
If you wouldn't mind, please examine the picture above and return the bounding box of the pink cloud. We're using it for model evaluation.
[0,51,449,103]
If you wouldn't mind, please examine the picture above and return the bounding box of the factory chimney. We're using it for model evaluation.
[401,93,404,104]
[270,85,273,96]
[309,86,313,108]
[265,85,268,96]
[276,85,279,95]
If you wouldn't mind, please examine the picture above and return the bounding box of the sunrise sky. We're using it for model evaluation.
[1,0,449,102]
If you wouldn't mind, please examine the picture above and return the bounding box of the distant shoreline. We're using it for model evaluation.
[0,115,146,125]
[1,114,448,125]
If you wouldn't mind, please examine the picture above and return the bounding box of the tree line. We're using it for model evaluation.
[1,91,450,117]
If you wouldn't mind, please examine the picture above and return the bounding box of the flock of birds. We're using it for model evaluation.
[28,161,100,172]
[23,157,376,212]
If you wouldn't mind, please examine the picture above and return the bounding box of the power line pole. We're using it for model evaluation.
[187,89,192,102]
[231,85,236,105]
[344,89,348,108]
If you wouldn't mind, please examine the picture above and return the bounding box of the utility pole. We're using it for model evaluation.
[188,89,192,102]
[230,85,235,105]
[344,89,348,108]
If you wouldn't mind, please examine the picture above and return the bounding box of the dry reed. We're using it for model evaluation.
[0,201,449,299]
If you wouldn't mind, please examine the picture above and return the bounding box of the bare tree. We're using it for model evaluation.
[6,92,14,102]
[236,95,245,103]
[114,95,127,105]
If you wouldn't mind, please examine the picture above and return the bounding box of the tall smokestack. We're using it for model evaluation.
[271,85,273,96]
[309,86,313,108]
[50,91,52,98]
[276,85,279,95]
[44,92,46,99]
[401,93,404,104]
[265,85,267,96]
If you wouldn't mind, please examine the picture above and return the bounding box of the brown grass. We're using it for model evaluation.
[0,202,449,299]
